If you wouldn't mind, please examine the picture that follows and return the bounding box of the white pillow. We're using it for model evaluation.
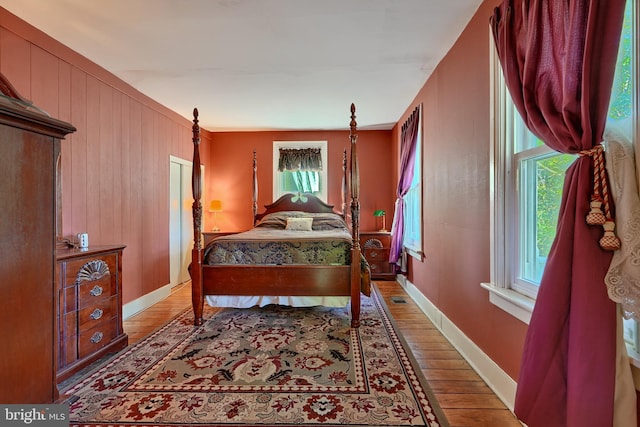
[285,217,313,231]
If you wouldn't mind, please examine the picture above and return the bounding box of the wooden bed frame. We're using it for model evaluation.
[189,104,362,327]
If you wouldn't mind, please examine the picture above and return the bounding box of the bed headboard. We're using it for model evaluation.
[254,193,340,224]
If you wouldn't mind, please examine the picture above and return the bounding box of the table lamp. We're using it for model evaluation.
[209,200,223,231]
[374,209,386,232]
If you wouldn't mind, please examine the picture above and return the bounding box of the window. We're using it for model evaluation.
[402,106,423,259]
[486,37,575,319]
[485,2,639,340]
[509,119,575,299]
[273,141,327,202]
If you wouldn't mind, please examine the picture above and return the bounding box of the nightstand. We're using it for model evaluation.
[203,231,242,246]
[359,231,395,280]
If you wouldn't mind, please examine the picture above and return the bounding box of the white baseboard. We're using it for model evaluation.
[122,283,172,320]
[397,276,517,412]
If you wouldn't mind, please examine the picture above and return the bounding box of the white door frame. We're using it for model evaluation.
[169,155,204,287]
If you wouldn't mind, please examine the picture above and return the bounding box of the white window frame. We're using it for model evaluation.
[272,141,328,202]
[402,105,424,260]
[483,30,559,324]
[483,40,533,323]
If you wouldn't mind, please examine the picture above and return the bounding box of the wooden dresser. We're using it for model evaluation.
[360,231,395,280]
[55,245,128,383]
[0,74,76,403]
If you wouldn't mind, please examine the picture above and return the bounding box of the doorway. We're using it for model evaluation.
[169,156,202,288]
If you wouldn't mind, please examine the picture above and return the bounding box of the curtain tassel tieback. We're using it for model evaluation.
[579,144,621,251]
[586,199,606,225]
[599,220,620,251]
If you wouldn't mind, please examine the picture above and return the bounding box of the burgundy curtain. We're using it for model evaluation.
[389,106,420,263]
[491,1,627,426]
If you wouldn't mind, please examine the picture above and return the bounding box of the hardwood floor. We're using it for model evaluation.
[123,280,522,427]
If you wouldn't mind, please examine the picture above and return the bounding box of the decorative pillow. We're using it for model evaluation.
[285,217,314,231]
[256,211,306,229]
[310,213,349,231]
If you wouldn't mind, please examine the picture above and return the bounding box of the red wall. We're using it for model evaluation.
[393,0,527,380]
[205,130,394,232]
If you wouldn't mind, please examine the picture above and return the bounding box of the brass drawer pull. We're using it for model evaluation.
[90,308,103,320]
[90,285,103,297]
[90,332,103,343]
[370,251,378,258]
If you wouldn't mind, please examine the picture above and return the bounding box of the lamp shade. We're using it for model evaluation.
[209,200,223,212]
[374,209,387,232]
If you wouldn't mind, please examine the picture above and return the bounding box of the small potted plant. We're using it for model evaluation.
[373,209,386,232]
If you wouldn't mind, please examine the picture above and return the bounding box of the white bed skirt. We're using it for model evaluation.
[205,295,350,308]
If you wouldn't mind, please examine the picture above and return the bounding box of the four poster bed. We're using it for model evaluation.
[189,104,369,328]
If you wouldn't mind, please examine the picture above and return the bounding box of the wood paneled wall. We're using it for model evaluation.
[0,8,212,304]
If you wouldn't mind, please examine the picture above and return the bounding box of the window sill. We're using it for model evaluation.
[480,282,534,325]
[406,247,424,262]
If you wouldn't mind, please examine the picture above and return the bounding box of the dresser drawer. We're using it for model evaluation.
[63,255,116,287]
[369,260,395,274]
[78,274,116,309]
[78,318,118,359]
[78,295,117,332]
[365,248,392,272]
[362,234,391,248]
[364,247,389,262]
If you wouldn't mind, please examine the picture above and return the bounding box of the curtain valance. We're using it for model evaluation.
[278,148,322,172]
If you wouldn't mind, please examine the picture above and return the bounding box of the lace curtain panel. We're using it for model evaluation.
[604,123,640,321]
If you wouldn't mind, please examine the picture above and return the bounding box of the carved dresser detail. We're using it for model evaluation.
[56,245,128,383]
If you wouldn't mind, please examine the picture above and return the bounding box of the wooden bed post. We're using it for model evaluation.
[349,103,361,328]
[252,150,258,225]
[341,149,348,217]
[191,108,204,326]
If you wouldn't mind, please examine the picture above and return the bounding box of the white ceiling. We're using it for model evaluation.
[1,0,482,131]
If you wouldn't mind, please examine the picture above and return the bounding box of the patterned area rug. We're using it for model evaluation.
[64,287,449,426]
